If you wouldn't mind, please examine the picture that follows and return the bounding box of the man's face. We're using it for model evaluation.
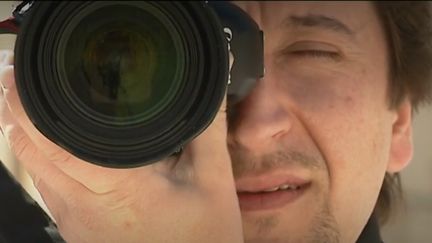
[228,2,411,243]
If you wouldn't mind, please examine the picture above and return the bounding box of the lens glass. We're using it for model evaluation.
[63,4,183,124]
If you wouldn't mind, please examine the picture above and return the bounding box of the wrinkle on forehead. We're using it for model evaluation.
[233,1,379,35]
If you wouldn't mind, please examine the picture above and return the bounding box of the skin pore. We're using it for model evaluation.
[228,2,413,243]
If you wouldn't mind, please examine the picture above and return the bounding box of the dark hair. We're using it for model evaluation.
[374,2,432,224]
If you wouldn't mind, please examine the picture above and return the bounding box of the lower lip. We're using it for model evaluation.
[237,184,310,212]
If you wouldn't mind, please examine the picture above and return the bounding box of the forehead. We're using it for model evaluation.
[232,1,382,39]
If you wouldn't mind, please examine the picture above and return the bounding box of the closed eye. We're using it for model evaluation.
[290,50,341,61]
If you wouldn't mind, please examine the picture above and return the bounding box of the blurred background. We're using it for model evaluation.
[0,1,431,242]
[380,105,432,243]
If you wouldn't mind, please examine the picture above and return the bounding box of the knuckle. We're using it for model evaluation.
[101,191,127,210]
[47,147,72,163]
[5,125,35,159]
[97,186,135,211]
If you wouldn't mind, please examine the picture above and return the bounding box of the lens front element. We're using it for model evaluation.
[63,4,183,125]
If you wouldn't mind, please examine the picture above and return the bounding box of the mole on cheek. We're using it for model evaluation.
[344,96,354,104]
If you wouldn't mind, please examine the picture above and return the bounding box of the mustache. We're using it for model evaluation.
[229,147,323,178]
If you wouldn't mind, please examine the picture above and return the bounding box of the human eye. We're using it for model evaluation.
[282,41,342,61]
[290,49,340,60]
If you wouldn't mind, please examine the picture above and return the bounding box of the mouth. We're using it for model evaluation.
[236,174,311,212]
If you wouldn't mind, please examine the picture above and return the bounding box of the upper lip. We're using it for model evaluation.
[235,173,310,192]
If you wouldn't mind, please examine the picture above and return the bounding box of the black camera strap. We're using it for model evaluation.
[0,162,65,243]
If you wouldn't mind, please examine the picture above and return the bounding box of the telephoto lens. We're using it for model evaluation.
[14,1,230,167]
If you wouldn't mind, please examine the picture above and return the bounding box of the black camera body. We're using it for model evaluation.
[12,1,263,168]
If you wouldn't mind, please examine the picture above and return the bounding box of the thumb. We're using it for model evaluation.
[185,52,235,182]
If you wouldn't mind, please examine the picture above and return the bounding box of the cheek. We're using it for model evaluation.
[325,116,391,241]
[272,56,393,237]
[307,92,393,240]
[276,67,393,238]
[275,62,361,114]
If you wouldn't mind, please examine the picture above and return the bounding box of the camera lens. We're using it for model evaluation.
[62,4,183,125]
[14,1,229,167]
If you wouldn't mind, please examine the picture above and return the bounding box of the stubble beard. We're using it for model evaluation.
[241,198,340,243]
[230,148,340,243]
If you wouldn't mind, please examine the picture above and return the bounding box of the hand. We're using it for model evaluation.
[0,50,243,243]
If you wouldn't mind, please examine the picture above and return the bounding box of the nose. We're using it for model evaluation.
[228,77,293,152]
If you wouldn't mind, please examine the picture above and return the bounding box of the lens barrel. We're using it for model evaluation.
[14,1,229,167]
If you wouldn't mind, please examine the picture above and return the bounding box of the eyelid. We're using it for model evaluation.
[282,41,342,60]
[286,40,340,53]
[290,50,340,60]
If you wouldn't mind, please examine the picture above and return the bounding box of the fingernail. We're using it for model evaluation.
[0,51,12,65]
[0,51,6,63]
[0,66,14,90]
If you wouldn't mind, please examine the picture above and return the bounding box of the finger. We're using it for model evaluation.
[187,96,232,181]
[0,50,14,66]
[0,87,94,204]
[35,178,97,243]
[0,50,14,136]
[0,96,99,237]
[0,65,150,193]
[0,65,76,163]
[183,52,235,184]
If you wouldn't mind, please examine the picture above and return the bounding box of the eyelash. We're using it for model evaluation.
[290,50,341,61]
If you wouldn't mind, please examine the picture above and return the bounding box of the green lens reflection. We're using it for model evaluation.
[63,5,182,124]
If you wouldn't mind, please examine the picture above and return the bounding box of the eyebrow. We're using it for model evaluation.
[284,14,354,37]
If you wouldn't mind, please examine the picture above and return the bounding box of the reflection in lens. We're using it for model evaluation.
[63,5,183,124]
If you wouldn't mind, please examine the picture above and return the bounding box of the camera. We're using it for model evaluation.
[7,1,263,167]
